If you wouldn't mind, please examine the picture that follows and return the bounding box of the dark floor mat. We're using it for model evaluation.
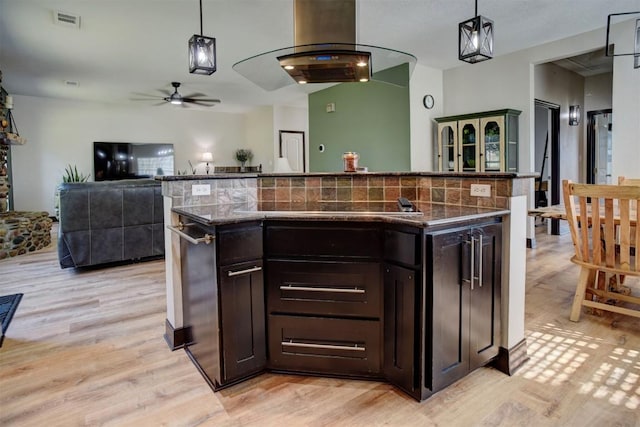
[0,293,23,347]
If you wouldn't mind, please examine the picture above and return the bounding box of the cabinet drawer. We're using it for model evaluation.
[384,229,420,266]
[218,222,263,265]
[265,224,381,258]
[267,260,382,318]
[268,315,381,376]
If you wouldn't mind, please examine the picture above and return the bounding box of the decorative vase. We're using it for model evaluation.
[240,161,246,173]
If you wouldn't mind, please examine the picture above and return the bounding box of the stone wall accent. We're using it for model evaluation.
[0,211,52,259]
[0,145,10,212]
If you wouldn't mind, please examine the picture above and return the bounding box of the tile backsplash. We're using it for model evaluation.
[259,175,512,209]
[162,174,522,210]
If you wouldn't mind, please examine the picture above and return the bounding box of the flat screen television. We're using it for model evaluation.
[93,142,175,181]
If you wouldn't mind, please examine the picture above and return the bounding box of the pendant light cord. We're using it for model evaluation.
[199,0,203,36]
[475,0,478,17]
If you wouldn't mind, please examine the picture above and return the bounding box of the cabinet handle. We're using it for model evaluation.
[470,237,475,290]
[227,266,262,277]
[167,225,214,245]
[280,285,365,294]
[478,235,483,288]
[282,340,365,352]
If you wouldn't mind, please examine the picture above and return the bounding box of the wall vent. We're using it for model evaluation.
[54,10,81,29]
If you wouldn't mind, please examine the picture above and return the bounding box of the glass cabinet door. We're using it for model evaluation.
[437,122,458,171]
[458,119,479,171]
[480,116,505,172]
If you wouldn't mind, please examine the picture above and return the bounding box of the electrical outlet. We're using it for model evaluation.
[470,184,491,197]
[192,184,211,196]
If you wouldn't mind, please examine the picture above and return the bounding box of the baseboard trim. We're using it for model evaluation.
[494,338,529,375]
[163,319,190,351]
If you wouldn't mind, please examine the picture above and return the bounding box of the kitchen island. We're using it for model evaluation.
[158,172,533,401]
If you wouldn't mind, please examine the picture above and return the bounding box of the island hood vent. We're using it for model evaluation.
[233,0,416,91]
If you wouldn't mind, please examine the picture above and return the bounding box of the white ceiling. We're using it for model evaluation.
[1,0,639,113]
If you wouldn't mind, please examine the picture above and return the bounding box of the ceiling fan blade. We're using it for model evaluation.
[158,89,172,97]
[183,92,207,98]
[183,97,221,104]
[184,100,221,107]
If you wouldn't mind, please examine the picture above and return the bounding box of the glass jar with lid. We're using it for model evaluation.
[343,152,359,172]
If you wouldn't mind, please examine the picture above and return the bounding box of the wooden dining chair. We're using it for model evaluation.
[562,180,640,321]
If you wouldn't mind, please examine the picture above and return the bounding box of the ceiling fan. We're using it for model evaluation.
[132,82,221,107]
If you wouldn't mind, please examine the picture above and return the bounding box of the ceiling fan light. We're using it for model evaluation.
[189,35,217,75]
[458,10,494,64]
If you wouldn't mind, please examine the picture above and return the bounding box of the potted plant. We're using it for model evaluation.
[55,164,90,220]
[62,164,90,183]
[235,149,253,172]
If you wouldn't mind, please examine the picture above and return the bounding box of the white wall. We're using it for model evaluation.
[273,105,309,171]
[245,105,275,172]
[611,19,640,179]
[409,63,444,171]
[534,62,584,183]
[584,72,613,113]
[10,95,248,214]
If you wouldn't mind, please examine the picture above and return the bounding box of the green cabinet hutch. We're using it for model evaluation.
[434,109,521,173]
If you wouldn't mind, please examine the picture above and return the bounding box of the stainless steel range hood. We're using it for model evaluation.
[233,0,416,91]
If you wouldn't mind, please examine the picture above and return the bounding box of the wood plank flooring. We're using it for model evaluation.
[0,229,638,426]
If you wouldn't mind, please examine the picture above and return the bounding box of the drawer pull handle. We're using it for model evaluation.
[282,340,365,352]
[228,266,262,277]
[167,225,214,245]
[280,285,365,294]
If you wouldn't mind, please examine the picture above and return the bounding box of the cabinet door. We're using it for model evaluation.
[458,119,480,171]
[480,116,505,172]
[436,122,458,172]
[429,228,470,391]
[468,224,501,369]
[181,237,222,387]
[219,260,266,382]
[383,263,418,395]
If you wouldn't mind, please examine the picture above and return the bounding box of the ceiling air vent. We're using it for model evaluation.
[54,10,81,29]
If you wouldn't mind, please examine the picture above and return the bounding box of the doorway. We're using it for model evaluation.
[586,109,613,184]
[279,130,306,172]
[534,99,561,235]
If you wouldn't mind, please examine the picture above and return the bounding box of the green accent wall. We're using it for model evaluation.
[308,64,410,172]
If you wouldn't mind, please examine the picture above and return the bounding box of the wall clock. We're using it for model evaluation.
[423,94,434,109]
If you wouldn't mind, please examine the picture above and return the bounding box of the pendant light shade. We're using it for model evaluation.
[459,0,494,64]
[189,0,216,75]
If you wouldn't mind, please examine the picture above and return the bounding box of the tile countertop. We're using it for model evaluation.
[172,201,510,229]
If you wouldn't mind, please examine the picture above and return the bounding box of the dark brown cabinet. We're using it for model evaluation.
[265,221,383,377]
[427,221,502,391]
[181,220,266,390]
[219,260,266,382]
[180,215,503,401]
[383,263,419,395]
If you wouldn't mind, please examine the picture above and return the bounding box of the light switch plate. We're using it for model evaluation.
[192,184,211,196]
[470,184,491,197]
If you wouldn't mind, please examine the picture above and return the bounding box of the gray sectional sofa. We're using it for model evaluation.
[57,179,164,268]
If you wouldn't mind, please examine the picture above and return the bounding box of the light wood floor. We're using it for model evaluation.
[1,229,638,427]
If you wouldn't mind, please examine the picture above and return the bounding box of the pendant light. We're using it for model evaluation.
[605,12,640,69]
[458,0,494,64]
[188,0,216,75]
